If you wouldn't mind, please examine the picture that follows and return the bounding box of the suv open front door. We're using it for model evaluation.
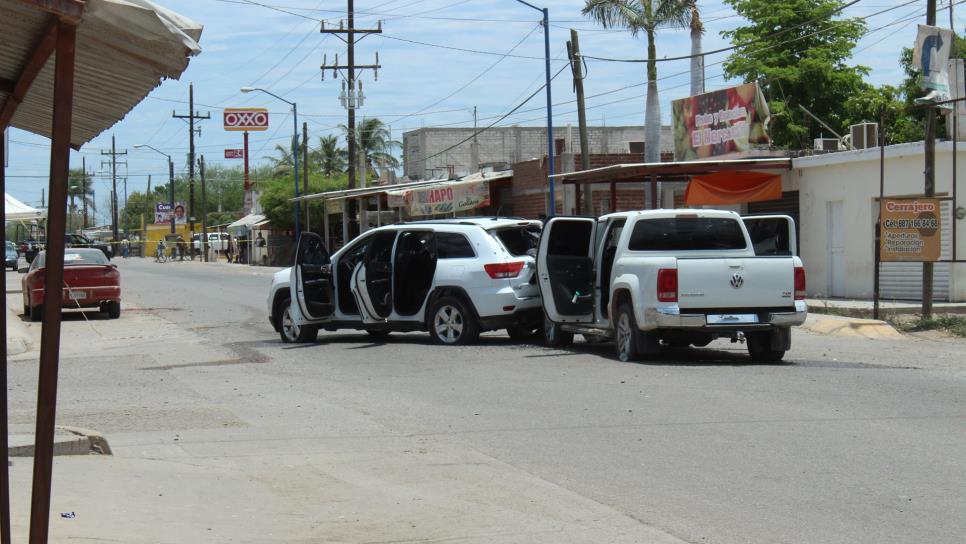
[537,217,597,323]
[292,232,335,322]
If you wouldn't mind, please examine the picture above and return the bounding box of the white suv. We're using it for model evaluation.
[267,218,543,345]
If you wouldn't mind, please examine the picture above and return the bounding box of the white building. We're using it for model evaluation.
[787,141,965,302]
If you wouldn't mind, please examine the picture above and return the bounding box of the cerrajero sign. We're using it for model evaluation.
[880,198,942,262]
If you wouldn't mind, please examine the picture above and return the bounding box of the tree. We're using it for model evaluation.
[258,171,349,229]
[342,117,400,179]
[721,0,868,149]
[582,0,694,162]
[311,134,347,176]
[265,143,295,177]
[67,168,94,229]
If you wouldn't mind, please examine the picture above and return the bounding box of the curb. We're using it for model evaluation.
[800,314,903,339]
[7,426,111,457]
[6,315,31,355]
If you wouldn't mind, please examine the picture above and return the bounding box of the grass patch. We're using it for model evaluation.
[888,315,966,337]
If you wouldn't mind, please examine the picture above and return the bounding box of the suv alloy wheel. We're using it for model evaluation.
[428,296,479,345]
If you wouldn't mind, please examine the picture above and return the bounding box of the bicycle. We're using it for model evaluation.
[154,243,168,263]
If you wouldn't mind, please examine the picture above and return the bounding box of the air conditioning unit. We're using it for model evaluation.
[813,138,840,152]
[850,123,879,150]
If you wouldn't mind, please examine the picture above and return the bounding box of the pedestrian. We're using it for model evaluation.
[238,234,248,264]
[255,232,266,248]
[120,238,129,258]
[176,235,187,261]
[225,235,234,264]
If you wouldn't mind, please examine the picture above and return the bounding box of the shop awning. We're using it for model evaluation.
[1,0,203,148]
[385,177,491,216]
[684,171,783,206]
[227,213,266,229]
[5,192,45,221]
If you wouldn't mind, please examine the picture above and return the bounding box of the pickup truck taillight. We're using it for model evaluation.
[484,261,525,279]
[657,268,678,303]
[794,266,807,300]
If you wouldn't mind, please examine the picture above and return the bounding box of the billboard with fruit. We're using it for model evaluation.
[671,82,771,160]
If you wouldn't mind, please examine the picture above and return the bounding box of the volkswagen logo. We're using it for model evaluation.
[730,273,744,289]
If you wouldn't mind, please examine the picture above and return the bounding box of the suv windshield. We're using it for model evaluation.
[493,226,541,257]
[628,217,747,251]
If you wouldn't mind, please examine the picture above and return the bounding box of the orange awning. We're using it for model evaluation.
[684,171,782,206]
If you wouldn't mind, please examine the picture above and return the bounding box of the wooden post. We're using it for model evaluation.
[29,19,76,544]
[0,122,10,544]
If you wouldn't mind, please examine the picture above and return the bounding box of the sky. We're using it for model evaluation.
[4,0,958,222]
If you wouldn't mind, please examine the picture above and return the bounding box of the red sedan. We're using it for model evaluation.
[22,248,121,321]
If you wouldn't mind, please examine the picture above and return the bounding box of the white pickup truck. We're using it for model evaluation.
[537,209,807,362]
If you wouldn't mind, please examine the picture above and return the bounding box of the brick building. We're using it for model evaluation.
[403,125,673,180]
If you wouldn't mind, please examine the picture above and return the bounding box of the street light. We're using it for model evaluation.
[240,86,301,240]
[133,144,176,235]
[513,0,555,217]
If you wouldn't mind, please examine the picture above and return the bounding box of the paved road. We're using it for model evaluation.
[6,257,966,543]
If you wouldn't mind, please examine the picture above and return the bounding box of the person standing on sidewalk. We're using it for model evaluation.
[120,238,129,258]
[225,235,234,264]
[176,235,187,261]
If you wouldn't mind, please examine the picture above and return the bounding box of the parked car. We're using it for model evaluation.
[538,210,807,362]
[267,217,543,345]
[6,241,19,270]
[193,232,230,254]
[18,239,43,264]
[66,233,113,260]
[22,248,121,321]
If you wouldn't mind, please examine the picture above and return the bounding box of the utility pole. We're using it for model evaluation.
[321,8,381,241]
[199,155,208,262]
[173,83,210,256]
[303,121,309,231]
[81,156,88,229]
[100,135,126,241]
[568,29,591,214]
[923,0,937,317]
[470,106,479,173]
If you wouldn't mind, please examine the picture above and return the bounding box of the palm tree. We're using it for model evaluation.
[311,134,347,176]
[689,2,703,96]
[265,144,294,177]
[582,0,694,163]
[342,118,400,179]
[67,167,94,229]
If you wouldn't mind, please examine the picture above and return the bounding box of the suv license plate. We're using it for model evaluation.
[68,290,87,301]
[706,313,758,324]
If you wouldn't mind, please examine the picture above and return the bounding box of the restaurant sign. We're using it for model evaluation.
[671,82,771,160]
[387,179,490,216]
[880,198,942,262]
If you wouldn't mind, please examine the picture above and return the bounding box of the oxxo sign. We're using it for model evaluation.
[223,108,269,131]
[880,198,942,262]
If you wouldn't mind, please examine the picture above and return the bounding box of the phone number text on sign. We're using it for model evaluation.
[880,198,942,262]
[224,108,269,131]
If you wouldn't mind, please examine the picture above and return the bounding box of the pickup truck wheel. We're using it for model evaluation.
[429,296,480,345]
[29,304,43,322]
[746,332,785,362]
[615,304,641,362]
[542,314,574,348]
[279,298,318,343]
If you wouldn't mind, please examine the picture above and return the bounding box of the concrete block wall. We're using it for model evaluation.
[403,125,674,180]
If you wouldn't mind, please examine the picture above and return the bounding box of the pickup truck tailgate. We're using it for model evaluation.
[676,258,796,309]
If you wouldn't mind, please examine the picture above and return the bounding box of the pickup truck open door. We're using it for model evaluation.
[537,217,597,323]
[742,215,797,256]
[291,232,335,322]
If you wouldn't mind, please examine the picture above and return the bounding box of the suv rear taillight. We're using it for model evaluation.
[657,268,678,302]
[484,261,525,279]
[794,266,806,300]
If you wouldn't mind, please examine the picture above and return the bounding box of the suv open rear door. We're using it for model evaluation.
[537,217,597,323]
[352,230,397,323]
[290,232,335,323]
[742,215,797,256]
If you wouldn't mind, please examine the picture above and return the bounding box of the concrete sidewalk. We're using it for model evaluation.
[807,297,966,317]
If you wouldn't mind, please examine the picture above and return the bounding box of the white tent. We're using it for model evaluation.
[5,192,45,222]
